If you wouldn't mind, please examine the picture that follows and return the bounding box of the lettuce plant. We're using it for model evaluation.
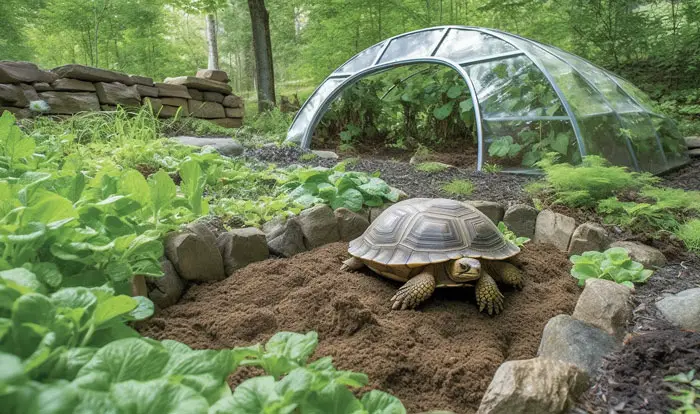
[570,247,654,288]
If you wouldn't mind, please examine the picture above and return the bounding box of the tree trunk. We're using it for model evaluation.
[206,13,220,70]
[247,0,276,112]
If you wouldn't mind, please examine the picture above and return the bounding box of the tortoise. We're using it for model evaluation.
[340,198,524,314]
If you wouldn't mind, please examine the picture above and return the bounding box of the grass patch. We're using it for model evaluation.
[415,162,451,173]
[676,219,700,252]
[482,163,503,173]
[300,152,318,161]
[441,179,474,195]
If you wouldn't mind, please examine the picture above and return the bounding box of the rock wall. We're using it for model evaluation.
[0,61,244,128]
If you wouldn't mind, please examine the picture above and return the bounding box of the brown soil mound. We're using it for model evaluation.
[138,242,580,413]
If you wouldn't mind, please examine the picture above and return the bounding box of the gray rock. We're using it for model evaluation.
[51,78,96,92]
[164,76,232,94]
[0,84,28,107]
[19,84,39,103]
[188,100,225,119]
[211,118,243,129]
[147,258,185,309]
[568,222,610,256]
[572,278,633,340]
[265,216,307,258]
[196,69,229,83]
[216,228,269,275]
[222,94,243,108]
[534,210,576,251]
[142,97,163,113]
[185,222,218,247]
[609,241,666,268]
[477,357,589,414]
[129,75,154,86]
[155,83,192,99]
[369,203,394,222]
[94,82,140,106]
[0,107,32,119]
[172,136,243,157]
[52,64,133,85]
[690,148,700,157]
[656,288,700,331]
[311,150,339,159]
[164,230,225,281]
[135,84,159,98]
[202,91,225,103]
[158,105,184,118]
[466,200,505,224]
[503,204,538,239]
[37,92,100,114]
[33,82,52,92]
[0,61,58,84]
[298,204,341,249]
[538,314,619,376]
[225,107,244,118]
[160,97,189,116]
[334,208,370,241]
[187,88,204,101]
[685,136,700,149]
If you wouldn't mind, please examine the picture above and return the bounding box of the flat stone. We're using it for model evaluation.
[609,241,666,268]
[164,230,225,281]
[94,82,140,106]
[0,61,58,84]
[538,314,619,376]
[188,100,225,119]
[164,76,232,94]
[37,92,100,114]
[202,91,224,103]
[52,64,133,85]
[334,208,370,241]
[147,258,185,309]
[51,78,97,92]
[690,148,700,157]
[211,118,243,129]
[188,88,203,101]
[171,136,243,157]
[311,150,339,159]
[656,288,700,331]
[224,107,244,118]
[158,105,184,118]
[216,228,269,275]
[129,75,153,86]
[477,357,589,414]
[466,200,505,224]
[196,69,229,83]
[503,204,538,239]
[142,97,163,113]
[298,204,341,249]
[101,105,118,111]
[160,97,189,116]
[135,84,159,98]
[222,94,243,108]
[185,222,218,247]
[33,82,52,92]
[155,83,191,99]
[685,136,700,149]
[0,107,32,119]
[265,216,307,258]
[0,84,28,107]
[535,210,576,251]
[572,278,634,340]
[19,84,39,102]
[568,222,610,256]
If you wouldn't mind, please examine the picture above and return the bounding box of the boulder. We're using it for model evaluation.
[33,82,52,92]
[160,97,189,116]
[0,61,57,84]
[52,64,133,85]
[188,88,204,101]
[534,210,576,251]
[155,83,192,99]
[335,208,370,241]
[656,288,700,331]
[147,258,185,309]
[202,91,225,103]
[171,136,243,157]
[311,150,339,159]
[19,84,39,102]
[225,107,245,118]
[101,105,118,111]
[37,92,100,114]
[196,69,229,83]
[538,314,619,376]
[164,230,225,281]
[142,97,163,113]
[298,204,341,249]
[188,100,226,119]
[503,204,538,239]
[690,148,700,158]
[685,136,700,149]
[369,203,394,222]
[572,278,633,340]
[216,228,269,275]
[129,75,153,86]
[567,222,610,256]
[164,76,232,94]
[466,200,505,224]
[264,216,307,258]
[477,357,589,414]
[0,84,28,107]
[0,107,32,119]
[222,94,243,108]
[94,82,140,106]
[211,118,243,129]
[185,222,218,247]
[135,84,159,98]
[609,241,666,268]
[51,78,96,92]
[158,105,184,118]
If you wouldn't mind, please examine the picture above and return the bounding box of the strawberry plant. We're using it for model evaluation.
[570,247,654,288]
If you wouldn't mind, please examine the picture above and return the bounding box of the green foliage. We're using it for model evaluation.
[415,162,451,173]
[570,247,654,288]
[482,163,503,173]
[497,222,530,247]
[300,153,318,161]
[441,179,475,196]
[665,370,700,414]
[676,220,700,253]
[597,197,680,234]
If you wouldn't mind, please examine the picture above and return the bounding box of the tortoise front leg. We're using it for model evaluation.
[475,272,504,315]
[391,271,436,310]
[484,260,523,289]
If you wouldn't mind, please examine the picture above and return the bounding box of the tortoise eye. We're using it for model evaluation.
[460,263,469,270]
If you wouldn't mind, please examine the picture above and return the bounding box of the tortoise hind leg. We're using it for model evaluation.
[391,272,436,310]
[475,272,504,315]
[341,256,365,272]
[484,260,523,289]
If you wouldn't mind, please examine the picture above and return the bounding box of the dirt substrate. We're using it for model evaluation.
[138,242,579,413]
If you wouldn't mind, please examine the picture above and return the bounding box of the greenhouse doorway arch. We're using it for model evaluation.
[286,26,689,173]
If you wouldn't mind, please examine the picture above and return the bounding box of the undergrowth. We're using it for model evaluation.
[676,220,700,253]
[441,179,474,195]
[415,161,450,173]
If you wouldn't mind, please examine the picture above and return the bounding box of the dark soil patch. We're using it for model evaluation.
[138,242,579,413]
[660,157,700,191]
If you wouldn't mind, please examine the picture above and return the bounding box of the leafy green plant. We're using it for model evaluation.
[497,222,530,247]
[415,161,451,173]
[676,219,700,253]
[597,197,680,233]
[441,179,474,195]
[300,152,318,161]
[482,163,503,173]
[665,370,700,414]
[570,247,654,288]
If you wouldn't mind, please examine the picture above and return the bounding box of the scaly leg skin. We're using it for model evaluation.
[475,272,505,315]
[391,271,436,310]
[484,260,524,290]
[340,256,365,272]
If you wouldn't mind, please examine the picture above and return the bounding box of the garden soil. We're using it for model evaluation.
[138,242,579,413]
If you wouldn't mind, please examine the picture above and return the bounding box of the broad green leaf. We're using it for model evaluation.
[459,99,474,113]
[148,170,176,217]
[275,367,314,401]
[104,260,133,283]
[301,382,364,414]
[446,85,462,99]
[111,379,210,414]
[225,376,283,414]
[0,268,44,293]
[550,133,570,155]
[93,295,138,326]
[433,101,454,120]
[361,390,407,414]
[126,296,154,321]
[265,331,318,367]
[29,262,63,288]
[1,112,36,163]
[0,351,25,385]
[120,170,151,207]
[180,160,206,216]
[334,189,364,211]
[3,381,80,414]
[22,191,77,227]
[45,347,98,381]
[358,178,390,197]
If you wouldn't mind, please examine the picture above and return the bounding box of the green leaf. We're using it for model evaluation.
[266,332,318,365]
[180,160,206,216]
[126,296,154,321]
[276,367,314,401]
[361,390,407,414]
[29,262,63,288]
[0,268,45,293]
[120,169,151,207]
[148,170,176,218]
[22,191,77,227]
[301,382,364,414]
[225,376,283,414]
[459,99,474,113]
[0,112,36,163]
[446,85,462,99]
[45,347,98,381]
[93,295,138,326]
[550,133,570,155]
[333,189,364,211]
[433,101,454,120]
[111,379,210,414]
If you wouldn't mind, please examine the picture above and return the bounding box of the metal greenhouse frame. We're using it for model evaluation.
[285,26,689,173]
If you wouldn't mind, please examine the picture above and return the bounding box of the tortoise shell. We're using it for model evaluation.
[349,198,519,270]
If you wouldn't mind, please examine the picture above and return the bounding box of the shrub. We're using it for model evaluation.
[441,179,474,195]
[415,161,450,173]
[570,247,654,288]
[676,219,700,253]
[597,197,680,234]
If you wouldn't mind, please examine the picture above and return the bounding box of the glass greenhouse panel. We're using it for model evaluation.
[287,78,344,143]
[619,113,667,173]
[610,75,658,112]
[651,115,690,169]
[578,113,637,169]
[464,55,565,118]
[378,30,444,64]
[434,30,516,63]
[335,42,386,74]
[483,119,579,168]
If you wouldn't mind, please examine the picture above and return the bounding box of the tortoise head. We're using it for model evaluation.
[448,257,481,282]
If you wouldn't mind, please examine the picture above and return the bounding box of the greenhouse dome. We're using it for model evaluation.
[286,26,690,174]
